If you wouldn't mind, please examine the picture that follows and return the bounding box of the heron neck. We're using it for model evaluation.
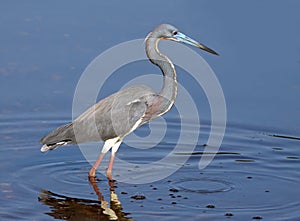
[146,37,178,107]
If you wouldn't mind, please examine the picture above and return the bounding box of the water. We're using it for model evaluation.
[0,114,299,220]
[1,1,300,220]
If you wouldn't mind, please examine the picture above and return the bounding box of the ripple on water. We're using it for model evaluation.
[14,159,92,196]
[153,169,300,221]
[1,115,300,220]
[172,178,234,194]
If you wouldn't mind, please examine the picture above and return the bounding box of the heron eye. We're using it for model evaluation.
[173,31,178,36]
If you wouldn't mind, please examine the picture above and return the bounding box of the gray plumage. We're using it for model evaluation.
[41,85,156,150]
[40,24,218,177]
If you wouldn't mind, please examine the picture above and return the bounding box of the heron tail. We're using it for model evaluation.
[40,122,75,152]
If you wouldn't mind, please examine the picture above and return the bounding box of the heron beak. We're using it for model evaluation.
[174,32,219,56]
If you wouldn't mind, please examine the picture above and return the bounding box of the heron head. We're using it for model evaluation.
[157,24,219,56]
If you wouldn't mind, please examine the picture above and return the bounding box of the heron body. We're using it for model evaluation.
[40,24,218,178]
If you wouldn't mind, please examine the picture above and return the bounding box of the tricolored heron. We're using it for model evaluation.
[40,24,218,179]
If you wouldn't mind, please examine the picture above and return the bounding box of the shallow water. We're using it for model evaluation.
[0,113,299,220]
[1,1,300,220]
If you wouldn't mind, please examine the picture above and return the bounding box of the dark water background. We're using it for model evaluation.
[1,1,300,220]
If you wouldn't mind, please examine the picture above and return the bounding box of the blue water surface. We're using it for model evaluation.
[0,1,299,220]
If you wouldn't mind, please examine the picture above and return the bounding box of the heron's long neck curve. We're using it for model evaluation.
[145,35,178,108]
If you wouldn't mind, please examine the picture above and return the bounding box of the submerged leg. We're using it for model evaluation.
[88,137,120,177]
[106,140,122,180]
[89,152,105,177]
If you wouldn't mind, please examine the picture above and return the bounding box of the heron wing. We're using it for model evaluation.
[72,85,155,142]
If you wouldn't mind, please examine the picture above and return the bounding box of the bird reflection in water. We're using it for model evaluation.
[38,177,133,221]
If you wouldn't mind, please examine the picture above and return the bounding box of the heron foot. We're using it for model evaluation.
[88,168,96,177]
[106,169,113,181]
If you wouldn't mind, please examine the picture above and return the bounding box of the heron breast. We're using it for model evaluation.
[143,96,165,122]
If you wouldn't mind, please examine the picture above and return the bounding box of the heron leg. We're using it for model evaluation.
[89,137,122,178]
[89,152,105,177]
[106,154,115,180]
[88,138,120,177]
[106,140,122,180]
